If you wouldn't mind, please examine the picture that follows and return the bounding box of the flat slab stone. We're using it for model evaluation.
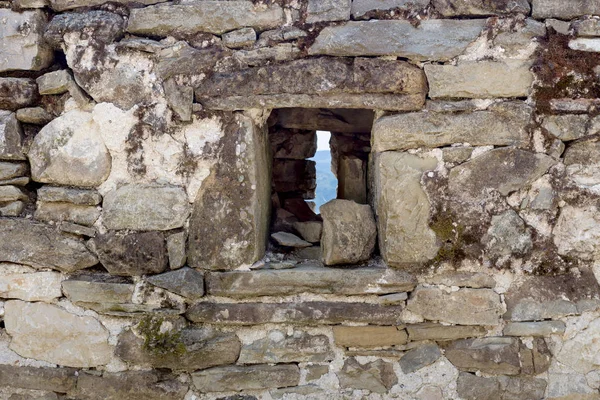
[504,321,566,337]
[4,300,112,368]
[102,184,190,231]
[0,162,27,180]
[0,9,53,73]
[308,19,486,61]
[187,301,404,325]
[372,102,531,152]
[206,266,416,297]
[0,271,63,302]
[196,57,426,111]
[333,326,408,348]
[0,218,98,272]
[425,61,533,99]
[62,274,134,304]
[37,186,101,206]
[128,0,284,36]
[238,330,333,364]
[351,0,429,18]
[192,364,300,393]
[271,232,312,248]
[423,271,496,288]
[16,107,53,125]
[0,365,77,393]
[36,70,73,95]
[532,0,600,19]
[202,92,426,111]
[116,327,240,372]
[73,371,188,400]
[35,202,100,226]
[407,323,487,341]
[0,78,38,111]
[406,287,502,326]
[433,0,530,16]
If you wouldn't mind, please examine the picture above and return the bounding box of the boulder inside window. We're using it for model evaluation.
[268,108,375,266]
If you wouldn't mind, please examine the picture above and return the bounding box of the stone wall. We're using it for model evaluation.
[2,0,600,399]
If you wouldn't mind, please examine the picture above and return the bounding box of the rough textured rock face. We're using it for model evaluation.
[0,218,98,271]
[320,199,377,265]
[374,152,439,266]
[4,301,112,367]
[28,110,111,187]
[102,184,189,231]
[0,10,53,72]
[188,113,270,270]
[5,0,600,398]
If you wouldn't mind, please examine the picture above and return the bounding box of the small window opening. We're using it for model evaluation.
[267,108,374,264]
[310,131,336,213]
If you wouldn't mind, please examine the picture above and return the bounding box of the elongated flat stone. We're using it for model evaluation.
[196,57,427,111]
[62,274,134,304]
[308,19,486,61]
[0,271,63,302]
[433,0,530,16]
[351,0,429,18]
[0,365,77,393]
[425,61,533,99]
[187,301,404,325]
[0,218,98,272]
[128,0,284,36]
[207,266,416,297]
[504,321,566,337]
[407,323,487,341]
[38,186,102,206]
[372,102,531,152]
[532,0,600,19]
[74,371,188,400]
[202,93,426,111]
[116,328,240,371]
[406,287,502,326]
[192,364,300,393]
[333,326,408,348]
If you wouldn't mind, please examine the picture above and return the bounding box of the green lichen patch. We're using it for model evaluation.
[429,215,468,265]
[137,316,186,357]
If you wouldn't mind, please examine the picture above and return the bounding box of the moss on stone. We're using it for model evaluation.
[137,316,186,357]
[429,215,467,265]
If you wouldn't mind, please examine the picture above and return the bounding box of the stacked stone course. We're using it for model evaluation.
[3,0,600,399]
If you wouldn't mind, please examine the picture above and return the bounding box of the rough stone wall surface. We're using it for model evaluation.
[3,0,600,399]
